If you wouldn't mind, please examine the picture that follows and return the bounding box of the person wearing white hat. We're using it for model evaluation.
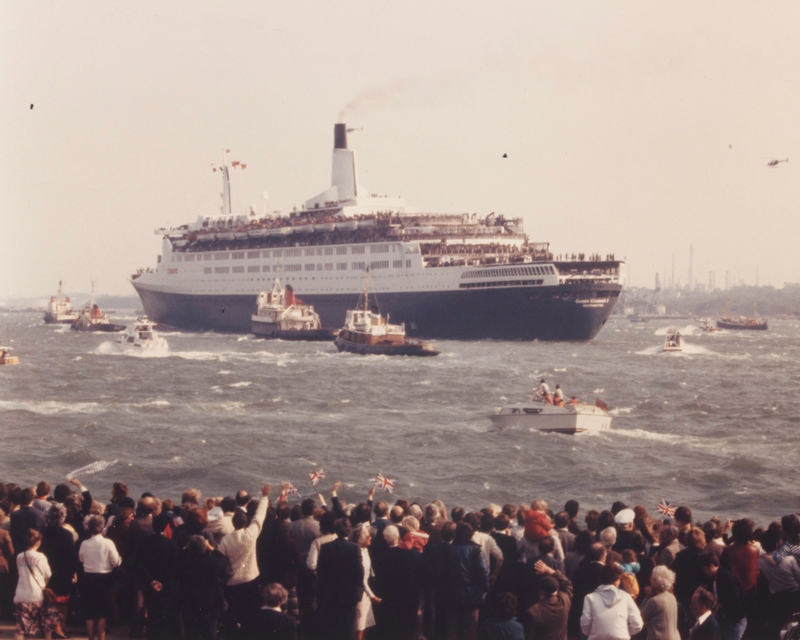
[613,509,637,554]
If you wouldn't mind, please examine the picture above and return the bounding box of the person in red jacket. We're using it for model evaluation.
[524,500,553,543]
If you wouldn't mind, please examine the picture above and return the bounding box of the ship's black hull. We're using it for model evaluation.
[716,320,768,331]
[132,283,621,341]
[71,323,126,333]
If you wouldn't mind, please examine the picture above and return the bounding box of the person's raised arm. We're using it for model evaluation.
[330,482,346,519]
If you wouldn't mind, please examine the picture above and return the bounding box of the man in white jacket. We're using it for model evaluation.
[580,563,643,640]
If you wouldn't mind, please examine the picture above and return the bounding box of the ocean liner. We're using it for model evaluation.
[131,124,624,340]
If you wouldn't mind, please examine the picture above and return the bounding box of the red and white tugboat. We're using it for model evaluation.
[250,278,335,340]
[72,283,126,332]
[334,272,439,356]
[43,281,79,324]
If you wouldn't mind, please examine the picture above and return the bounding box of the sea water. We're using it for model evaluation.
[2,312,798,524]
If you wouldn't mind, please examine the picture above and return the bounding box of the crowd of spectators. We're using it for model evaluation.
[1,478,798,640]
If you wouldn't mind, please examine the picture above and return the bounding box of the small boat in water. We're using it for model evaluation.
[698,318,719,332]
[72,285,126,332]
[114,316,168,351]
[489,395,612,434]
[662,328,683,352]
[0,345,19,365]
[43,281,79,324]
[716,316,768,331]
[334,272,439,356]
[251,279,335,340]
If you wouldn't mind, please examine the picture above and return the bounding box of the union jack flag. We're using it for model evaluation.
[284,482,298,496]
[374,473,396,493]
[656,499,676,517]
[307,469,325,486]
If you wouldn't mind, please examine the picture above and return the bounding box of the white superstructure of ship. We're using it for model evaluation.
[44,281,79,324]
[131,124,624,341]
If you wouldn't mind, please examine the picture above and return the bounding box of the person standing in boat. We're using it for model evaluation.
[553,385,565,407]
[534,379,553,404]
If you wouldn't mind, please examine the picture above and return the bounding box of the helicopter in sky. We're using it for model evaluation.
[767,158,788,168]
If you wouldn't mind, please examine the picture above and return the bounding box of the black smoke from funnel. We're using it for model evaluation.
[334,123,347,150]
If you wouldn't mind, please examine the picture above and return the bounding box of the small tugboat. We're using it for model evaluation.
[698,318,719,332]
[334,272,439,356]
[250,279,335,340]
[662,328,683,352]
[0,345,19,365]
[72,284,126,332]
[489,395,612,434]
[114,316,168,351]
[43,281,79,324]
[716,316,768,331]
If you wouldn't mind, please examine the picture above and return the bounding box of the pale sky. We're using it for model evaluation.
[2,1,799,297]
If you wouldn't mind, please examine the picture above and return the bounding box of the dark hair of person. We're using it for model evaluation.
[300,498,316,517]
[352,502,372,526]
[232,510,248,530]
[263,582,289,608]
[674,506,692,524]
[220,497,236,513]
[275,502,291,521]
[761,529,781,553]
[290,504,302,522]
[610,501,627,516]
[564,500,579,519]
[141,492,154,498]
[153,513,170,534]
[36,482,50,498]
[491,592,517,620]
[585,509,601,531]
[540,575,559,596]
[137,499,155,517]
[574,529,594,555]
[730,519,753,545]
[554,511,570,529]
[394,498,409,514]
[502,503,518,519]
[694,586,715,610]
[119,497,136,511]
[374,501,389,518]
[162,498,174,512]
[629,532,647,554]
[463,512,481,531]
[703,520,721,542]
[782,514,800,545]
[235,490,250,507]
[186,535,208,556]
[24,528,42,549]
[538,535,555,555]
[600,562,624,585]
[587,542,607,562]
[53,484,71,503]
[495,514,511,531]
[19,488,34,507]
[597,510,615,532]
[319,511,337,535]
[334,518,352,539]
[698,551,719,569]
[87,515,105,536]
[451,507,465,523]
[441,521,456,543]
[453,522,474,545]
[390,505,404,524]
[112,482,128,501]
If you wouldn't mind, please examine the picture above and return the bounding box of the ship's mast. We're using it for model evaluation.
[221,149,232,217]
[362,268,371,313]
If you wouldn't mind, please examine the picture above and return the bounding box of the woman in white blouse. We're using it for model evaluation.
[351,526,380,639]
[78,515,121,640]
[14,528,59,640]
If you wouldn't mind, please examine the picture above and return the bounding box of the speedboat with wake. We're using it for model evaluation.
[662,329,683,352]
[489,394,612,434]
[114,316,168,352]
[0,345,19,365]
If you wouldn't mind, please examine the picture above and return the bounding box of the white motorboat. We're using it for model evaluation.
[114,316,168,351]
[488,395,612,434]
[662,329,683,352]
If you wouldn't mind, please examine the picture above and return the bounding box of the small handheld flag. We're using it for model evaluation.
[656,499,676,517]
[308,469,325,486]
[374,472,396,493]
[284,482,298,496]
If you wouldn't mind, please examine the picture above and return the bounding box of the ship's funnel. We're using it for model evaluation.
[334,123,347,150]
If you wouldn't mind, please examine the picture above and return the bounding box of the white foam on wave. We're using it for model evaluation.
[94,341,171,358]
[134,399,170,407]
[0,399,102,415]
[605,427,683,444]
[413,380,431,386]
[229,381,252,388]
[218,370,232,375]
[555,368,567,372]
[654,324,700,336]
[609,407,633,415]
